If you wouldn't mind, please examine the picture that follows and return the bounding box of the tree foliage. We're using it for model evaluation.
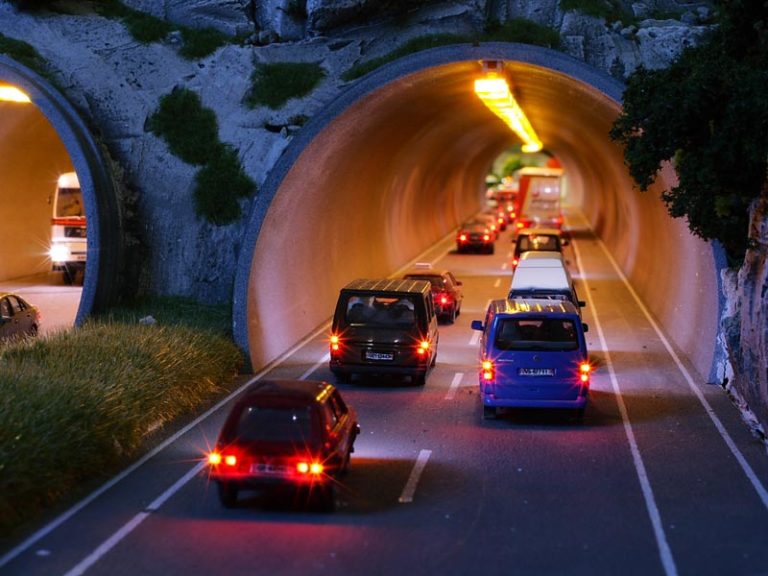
[610,0,768,262]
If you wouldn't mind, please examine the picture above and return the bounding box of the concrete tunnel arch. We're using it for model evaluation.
[233,43,725,382]
[233,43,724,380]
[0,56,122,322]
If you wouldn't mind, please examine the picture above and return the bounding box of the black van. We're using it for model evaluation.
[329,279,439,385]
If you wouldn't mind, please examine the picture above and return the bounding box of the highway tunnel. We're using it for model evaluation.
[234,43,724,383]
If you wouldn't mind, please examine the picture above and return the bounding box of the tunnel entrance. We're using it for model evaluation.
[234,43,722,383]
[0,56,122,330]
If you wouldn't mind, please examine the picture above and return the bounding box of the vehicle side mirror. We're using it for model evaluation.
[471,320,484,331]
[582,323,589,333]
[578,300,586,307]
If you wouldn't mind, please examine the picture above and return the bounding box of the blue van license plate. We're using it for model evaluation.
[519,368,554,376]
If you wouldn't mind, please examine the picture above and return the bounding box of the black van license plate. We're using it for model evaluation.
[366,351,394,361]
[519,368,554,376]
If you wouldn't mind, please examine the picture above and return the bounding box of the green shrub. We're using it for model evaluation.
[484,18,562,48]
[147,88,220,166]
[246,62,326,109]
[0,32,47,76]
[179,26,229,60]
[560,0,633,25]
[342,34,469,81]
[0,320,242,536]
[193,146,256,224]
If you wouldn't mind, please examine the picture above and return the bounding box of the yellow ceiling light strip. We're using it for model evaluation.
[474,73,542,153]
[0,85,31,103]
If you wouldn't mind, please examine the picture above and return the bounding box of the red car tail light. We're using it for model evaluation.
[458,233,467,242]
[208,452,238,467]
[440,295,449,305]
[579,362,591,383]
[481,360,494,382]
[483,234,490,242]
[296,461,324,476]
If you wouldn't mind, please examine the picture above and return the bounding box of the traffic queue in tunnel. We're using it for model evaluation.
[207,161,594,510]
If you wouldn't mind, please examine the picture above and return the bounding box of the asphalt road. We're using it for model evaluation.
[3,217,768,576]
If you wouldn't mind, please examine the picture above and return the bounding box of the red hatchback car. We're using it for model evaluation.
[208,379,359,510]
[403,265,463,323]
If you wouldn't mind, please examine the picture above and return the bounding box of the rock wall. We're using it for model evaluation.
[719,196,768,438]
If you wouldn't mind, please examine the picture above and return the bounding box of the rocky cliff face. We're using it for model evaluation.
[718,197,768,439]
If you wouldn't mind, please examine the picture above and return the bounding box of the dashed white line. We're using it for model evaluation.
[493,278,501,288]
[571,236,679,576]
[468,331,480,347]
[445,372,464,400]
[398,449,432,503]
[501,262,509,270]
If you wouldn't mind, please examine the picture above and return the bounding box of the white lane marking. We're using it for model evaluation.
[468,331,480,347]
[0,321,334,569]
[63,462,205,576]
[571,237,678,576]
[493,278,501,288]
[445,372,464,400]
[506,251,512,258]
[299,352,331,381]
[595,238,768,512]
[398,449,432,503]
[501,262,509,271]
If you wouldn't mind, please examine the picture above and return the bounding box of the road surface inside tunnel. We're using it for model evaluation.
[0,273,80,336]
[2,211,768,576]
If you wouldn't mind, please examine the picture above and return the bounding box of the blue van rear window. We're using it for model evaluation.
[494,318,578,351]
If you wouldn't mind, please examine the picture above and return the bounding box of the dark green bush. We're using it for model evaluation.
[193,146,256,225]
[147,88,220,165]
[342,34,469,81]
[0,33,47,75]
[246,62,326,109]
[179,26,229,59]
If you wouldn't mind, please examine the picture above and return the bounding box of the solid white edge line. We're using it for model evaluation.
[299,352,331,381]
[0,321,333,569]
[571,235,679,576]
[445,372,464,400]
[595,238,768,511]
[64,460,208,576]
[398,449,432,503]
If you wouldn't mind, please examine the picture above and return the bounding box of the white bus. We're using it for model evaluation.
[49,171,86,284]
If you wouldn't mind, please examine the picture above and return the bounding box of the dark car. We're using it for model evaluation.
[329,278,439,385]
[456,219,495,254]
[207,379,360,510]
[511,227,568,268]
[0,292,41,341]
[403,265,463,323]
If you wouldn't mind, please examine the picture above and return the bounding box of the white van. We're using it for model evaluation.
[508,251,585,312]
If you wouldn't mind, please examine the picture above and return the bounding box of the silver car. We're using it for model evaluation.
[0,292,41,341]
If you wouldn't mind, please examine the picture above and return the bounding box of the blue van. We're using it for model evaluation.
[471,299,591,419]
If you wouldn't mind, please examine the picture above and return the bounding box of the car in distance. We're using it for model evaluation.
[512,227,568,268]
[403,264,463,323]
[0,292,41,341]
[329,278,439,385]
[456,219,495,254]
[471,299,591,419]
[207,379,359,510]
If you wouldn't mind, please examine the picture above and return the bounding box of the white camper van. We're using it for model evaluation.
[49,171,86,285]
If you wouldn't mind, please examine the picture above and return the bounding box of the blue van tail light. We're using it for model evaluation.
[481,360,495,382]
[579,362,591,383]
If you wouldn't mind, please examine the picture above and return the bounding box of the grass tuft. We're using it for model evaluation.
[179,26,229,60]
[0,316,242,536]
[193,146,256,224]
[246,62,326,109]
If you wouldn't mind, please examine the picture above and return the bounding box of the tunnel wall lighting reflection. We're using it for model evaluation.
[474,73,542,153]
[0,85,31,103]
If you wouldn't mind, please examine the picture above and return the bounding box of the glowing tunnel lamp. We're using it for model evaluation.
[474,75,542,153]
[0,85,31,103]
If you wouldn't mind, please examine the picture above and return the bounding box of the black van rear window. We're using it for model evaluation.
[344,295,419,327]
[494,318,578,351]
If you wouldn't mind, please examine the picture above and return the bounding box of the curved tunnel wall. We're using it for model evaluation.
[234,43,722,381]
[0,57,122,322]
